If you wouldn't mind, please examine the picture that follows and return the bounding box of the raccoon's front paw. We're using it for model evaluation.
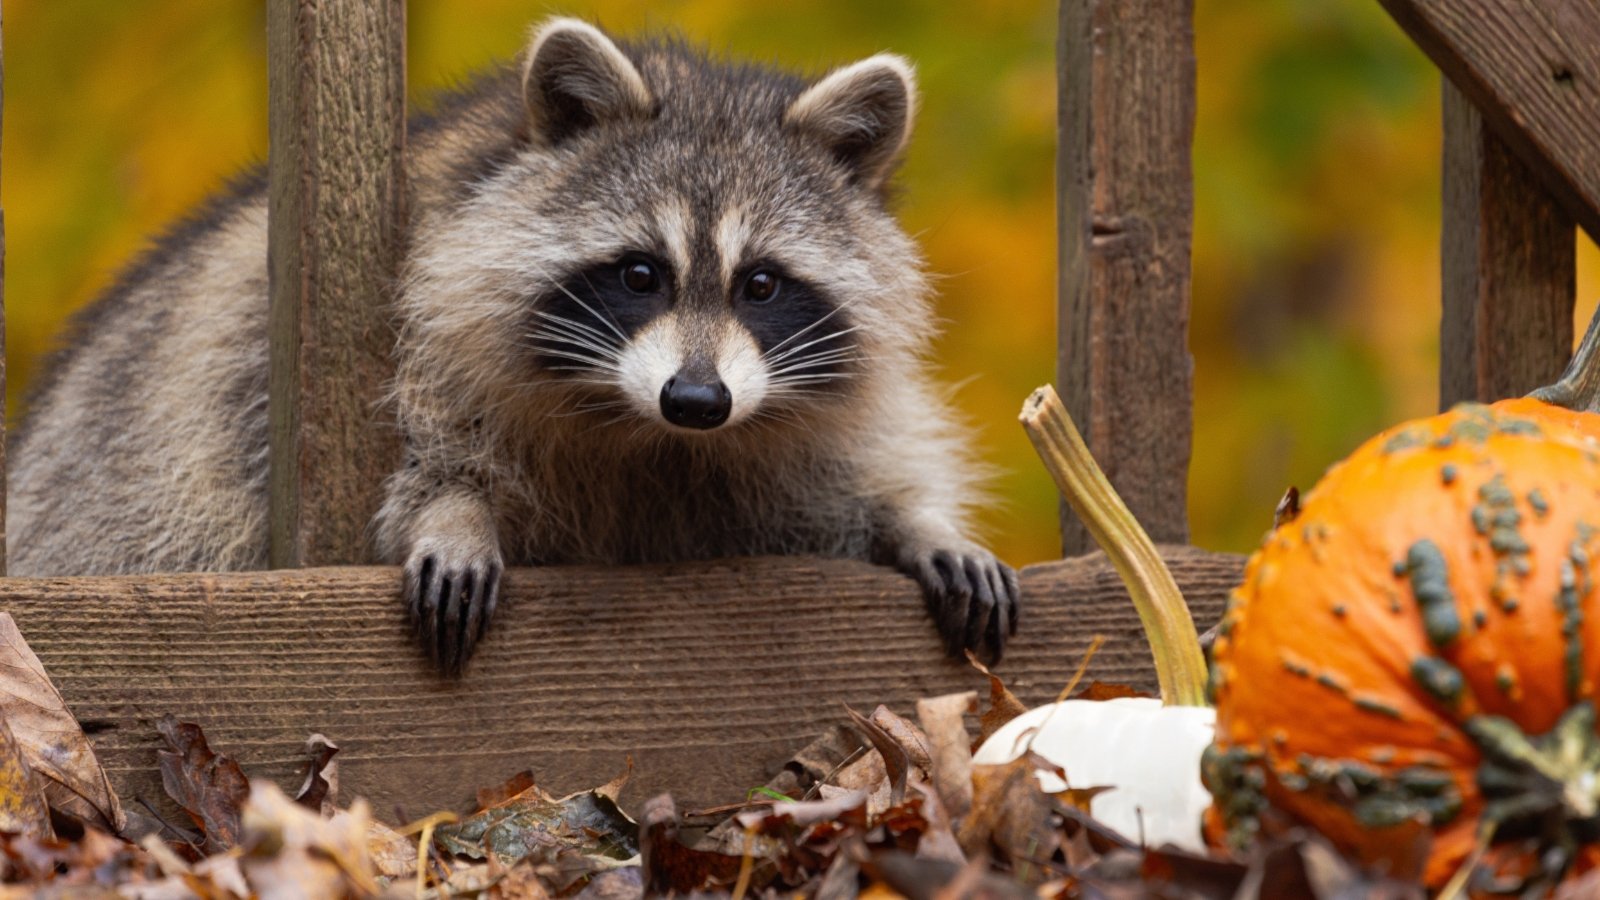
[899,544,1021,662]
[403,543,503,677]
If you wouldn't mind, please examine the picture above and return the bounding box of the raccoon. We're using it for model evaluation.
[9,18,1020,674]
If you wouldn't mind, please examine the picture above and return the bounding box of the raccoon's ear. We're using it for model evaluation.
[785,54,917,191]
[520,18,653,146]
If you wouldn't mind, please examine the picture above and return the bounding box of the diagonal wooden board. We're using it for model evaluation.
[1,547,1243,822]
[1376,0,1600,242]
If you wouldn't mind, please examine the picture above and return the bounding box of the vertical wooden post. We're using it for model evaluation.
[1057,0,1196,556]
[1439,81,1575,409]
[267,0,407,567]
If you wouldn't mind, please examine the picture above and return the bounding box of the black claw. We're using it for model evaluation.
[963,557,996,654]
[446,573,471,676]
[1003,565,1021,635]
[462,571,484,657]
[410,556,436,638]
[986,566,1010,662]
[933,552,972,655]
[477,566,502,644]
[423,565,446,652]
[435,575,456,671]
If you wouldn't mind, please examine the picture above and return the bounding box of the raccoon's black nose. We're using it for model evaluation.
[660,376,732,430]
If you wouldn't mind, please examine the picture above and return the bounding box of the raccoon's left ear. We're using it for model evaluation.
[785,54,917,191]
[520,18,654,146]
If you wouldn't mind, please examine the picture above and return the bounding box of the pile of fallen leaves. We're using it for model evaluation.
[0,611,1425,899]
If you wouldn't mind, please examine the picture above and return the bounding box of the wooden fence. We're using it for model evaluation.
[0,0,1596,820]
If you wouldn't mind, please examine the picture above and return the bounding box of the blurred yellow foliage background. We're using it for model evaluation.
[3,1,1597,565]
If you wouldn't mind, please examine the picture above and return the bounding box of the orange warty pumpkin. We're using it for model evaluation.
[1204,399,1600,891]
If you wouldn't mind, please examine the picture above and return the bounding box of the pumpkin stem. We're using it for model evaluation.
[1020,385,1209,707]
[1462,702,1600,886]
[1532,309,1600,413]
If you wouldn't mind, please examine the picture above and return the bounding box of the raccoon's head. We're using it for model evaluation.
[410,18,931,437]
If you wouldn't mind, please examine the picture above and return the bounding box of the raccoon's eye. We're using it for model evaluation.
[620,259,661,294]
[744,270,780,303]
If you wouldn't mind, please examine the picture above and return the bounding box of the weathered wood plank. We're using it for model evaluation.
[1378,0,1600,242]
[1057,0,1196,555]
[1439,81,1575,409]
[267,0,407,567]
[3,549,1242,820]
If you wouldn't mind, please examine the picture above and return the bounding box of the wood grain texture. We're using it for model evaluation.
[1440,81,1575,410]
[1378,0,1600,242]
[267,0,406,567]
[1057,0,1196,555]
[2,549,1242,821]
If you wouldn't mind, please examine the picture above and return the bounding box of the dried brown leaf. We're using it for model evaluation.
[138,833,193,878]
[958,759,1057,880]
[477,770,538,811]
[863,849,1032,900]
[1139,845,1248,898]
[1057,784,1115,813]
[156,716,249,853]
[0,828,156,892]
[966,653,1028,746]
[814,839,864,900]
[0,717,52,839]
[1286,833,1425,899]
[1069,681,1153,702]
[915,692,976,822]
[239,780,379,898]
[486,852,553,900]
[907,778,964,865]
[433,777,637,888]
[737,788,870,832]
[0,614,126,833]
[595,757,633,804]
[844,705,905,808]
[190,851,251,898]
[330,808,415,880]
[642,795,745,894]
[1274,485,1301,528]
[292,733,339,813]
[871,706,933,776]
[573,866,643,900]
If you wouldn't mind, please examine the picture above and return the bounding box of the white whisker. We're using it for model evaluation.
[767,350,860,377]
[525,260,629,343]
[531,346,623,373]
[765,325,861,366]
[761,294,863,359]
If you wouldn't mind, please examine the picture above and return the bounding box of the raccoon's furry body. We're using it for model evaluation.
[11,19,1019,671]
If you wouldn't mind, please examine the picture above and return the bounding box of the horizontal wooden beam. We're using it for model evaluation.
[4,550,1243,821]
[1377,0,1600,241]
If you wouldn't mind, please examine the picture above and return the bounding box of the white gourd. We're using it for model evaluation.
[972,697,1215,852]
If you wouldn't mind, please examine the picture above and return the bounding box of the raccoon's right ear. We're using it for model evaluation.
[785,54,917,192]
[520,18,653,146]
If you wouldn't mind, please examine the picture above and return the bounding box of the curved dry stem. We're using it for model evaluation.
[1532,306,1600,413]
[1019,385,1208,707]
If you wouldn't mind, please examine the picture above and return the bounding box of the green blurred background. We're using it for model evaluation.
[4,0,1597,566]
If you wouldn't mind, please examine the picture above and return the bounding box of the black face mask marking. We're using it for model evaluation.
[528,255,672,377]
[733,264,856,393]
